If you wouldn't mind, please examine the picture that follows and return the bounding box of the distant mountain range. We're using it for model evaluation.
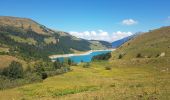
[111,32,142,48]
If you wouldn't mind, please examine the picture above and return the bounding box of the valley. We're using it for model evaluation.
[0,2,170,99]
[0,23,170,99]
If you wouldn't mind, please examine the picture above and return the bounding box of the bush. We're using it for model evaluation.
[83,63,90,68]
[136,53,142,58]
[92,52,111,61]
[71,63,78,66]
[41,72,48,79]
[156,54,160,57]
[54,59,63,69]
[2,61,24,79]
[68,58,72,65]
[118,54,122,59]
[0,59,72,89]
[24,72,42,82]
[105,66,112,70]
[34,63,45,74]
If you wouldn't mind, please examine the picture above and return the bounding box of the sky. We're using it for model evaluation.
[0,0,170,42]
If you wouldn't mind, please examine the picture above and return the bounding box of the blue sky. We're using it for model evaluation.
[0,0,170,42]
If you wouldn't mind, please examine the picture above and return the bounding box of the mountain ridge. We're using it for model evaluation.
[0,16,111,60]
[111,32,143,48]
[111,26,170,60]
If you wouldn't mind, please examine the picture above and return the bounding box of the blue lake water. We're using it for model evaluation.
[52,50,112,63]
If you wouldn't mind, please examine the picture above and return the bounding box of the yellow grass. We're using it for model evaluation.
[44,37,57,44]
[9,35,37,45]
[0,16,53,35]
[0,47,9,52]
[0,61,169,100]
[0,55,27,69]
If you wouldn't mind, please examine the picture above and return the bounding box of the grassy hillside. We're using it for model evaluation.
[111,26,170,60]
[0,62,169,100]
[0,16,55,35]
[89,40,112,50]
[0,55,27,69]
[0,16,111,60]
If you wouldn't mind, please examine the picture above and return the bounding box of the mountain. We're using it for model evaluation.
[89,40,112,49]
[111,32,142,48]
[111,36,133,48]
[111,26,170,60]
[0,16,111,60]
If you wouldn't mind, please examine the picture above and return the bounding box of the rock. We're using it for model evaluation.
[160,52,165,57]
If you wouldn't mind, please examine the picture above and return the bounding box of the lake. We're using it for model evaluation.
[51,50,113,63]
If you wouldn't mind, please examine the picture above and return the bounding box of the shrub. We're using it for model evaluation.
[92,52,111,61]
[24,72,42,82]
[156,54,160,57]
[68,58,72,65]
[110,83,116,87]
[2,61,24,79]
[105,66,112,70]
[118,54,122,59]
[136,53,142,58]
[41,72,48,79]
[71,63,77,66]
[83,63,90,68]
[34,63,45,74]
[54,59,63,69]
[60,65,71,73]
[147,55,152,58]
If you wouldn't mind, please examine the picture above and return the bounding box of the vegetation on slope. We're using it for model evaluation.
[111,26,170,60]
[0,16,111,90]
[92,52,111,61]
[0,16,111,59]
[0,61,169,100]
[89,40,112,50]
[0,59,71,90]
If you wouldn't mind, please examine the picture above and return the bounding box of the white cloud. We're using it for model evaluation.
[122,19,138,25]
[111,31,132,41]
[69,30,133,42]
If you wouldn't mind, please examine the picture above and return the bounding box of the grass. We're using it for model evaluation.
[52,86,100,96]
[0,47,9,52]
[0,61,169,100]
[44,37,57,44]
[90,41,108,50]
[111,26,170,60]
[0,16,52,35]
[0,55,27,69]
[9,35,37,45]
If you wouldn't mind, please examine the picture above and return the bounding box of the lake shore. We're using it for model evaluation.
[49,49,115,59]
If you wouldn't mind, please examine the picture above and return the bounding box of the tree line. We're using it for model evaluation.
[0,58,73,90]
[92,52,111,61]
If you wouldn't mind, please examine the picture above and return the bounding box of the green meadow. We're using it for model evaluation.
[0,61,169,100]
